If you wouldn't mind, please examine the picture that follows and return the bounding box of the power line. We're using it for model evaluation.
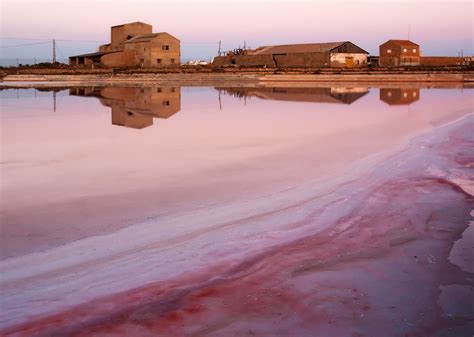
[1,37,107,43]
[1,41,52,48]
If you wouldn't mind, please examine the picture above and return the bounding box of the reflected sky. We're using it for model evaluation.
[1,85,472,259]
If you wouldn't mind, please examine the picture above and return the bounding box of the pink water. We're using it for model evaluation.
[0,85,473,336]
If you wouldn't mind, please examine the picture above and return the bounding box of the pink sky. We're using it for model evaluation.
[1,0,472,61]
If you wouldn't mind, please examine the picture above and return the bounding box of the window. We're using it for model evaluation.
[127,35,133,40]
[387,91,392,97]
[162,45,170,51]
[170,87,175,93]
[170,58,175,64]
[403,48,407,52]
[403,92,408,98]
[163,100,170,106]
[387,49,392,54]
[412,48,417,53]
[413,92,417,97]
[157,87,162,93]
[157,58,162,64]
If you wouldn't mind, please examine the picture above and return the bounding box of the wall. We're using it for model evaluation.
[330,53,368,68]
[420,57,462,66]
[273,53,328,68]
[101,50,136,67]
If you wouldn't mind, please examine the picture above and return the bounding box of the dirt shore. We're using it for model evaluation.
[1,71,474,87]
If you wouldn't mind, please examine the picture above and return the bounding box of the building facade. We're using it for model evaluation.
[379,40,420,67]
[69,22,180,68]
[212,41,369,68]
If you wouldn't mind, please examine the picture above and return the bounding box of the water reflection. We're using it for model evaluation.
[216,87,369,104]
[380,88,420,105]
[70,86,181,129]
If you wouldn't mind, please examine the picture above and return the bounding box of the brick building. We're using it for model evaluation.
[69,22,180,68]
[212,41,369,68]
[379,40,420,67]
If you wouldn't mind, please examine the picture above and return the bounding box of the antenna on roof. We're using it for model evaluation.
[218,40,222,56]
[244,40,246,50]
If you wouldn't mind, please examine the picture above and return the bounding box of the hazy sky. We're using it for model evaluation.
[1,0,472,63]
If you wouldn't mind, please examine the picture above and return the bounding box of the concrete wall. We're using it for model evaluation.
[330,53,367,68]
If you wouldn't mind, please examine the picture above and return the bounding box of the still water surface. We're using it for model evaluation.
[1,85,473,336]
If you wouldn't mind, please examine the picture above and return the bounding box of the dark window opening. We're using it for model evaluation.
[170,87,175,93]
[157,58,162,64]
[163,100,170,106]
[162,45,170,51]
[231,59,236,64]
[157,87,162,93]
[170,58,175,64]
[127,35,133,40]
[127,111,134,116]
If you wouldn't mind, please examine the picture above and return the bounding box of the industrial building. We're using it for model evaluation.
[69,22,180,68]
[212,41,369,68]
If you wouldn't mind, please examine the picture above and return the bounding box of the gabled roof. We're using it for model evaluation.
[381,40,419,47]
[248,41,369,55]
[124,32,180,43]
[111,21,152,28]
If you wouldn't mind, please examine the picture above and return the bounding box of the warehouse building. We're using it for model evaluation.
[212,41,369,68]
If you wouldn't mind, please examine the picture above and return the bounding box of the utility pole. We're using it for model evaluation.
[52,39,56,63]
[218,40,222,56]
[244,40,246,50]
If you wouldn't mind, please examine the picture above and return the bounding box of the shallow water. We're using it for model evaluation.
[0,85,473,336]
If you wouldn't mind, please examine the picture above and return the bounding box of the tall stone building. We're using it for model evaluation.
[69,22,180,68]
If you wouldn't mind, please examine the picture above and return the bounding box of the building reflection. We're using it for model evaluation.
[216,87,370,104]
[69,86,181,129]
[379,88,420,105]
